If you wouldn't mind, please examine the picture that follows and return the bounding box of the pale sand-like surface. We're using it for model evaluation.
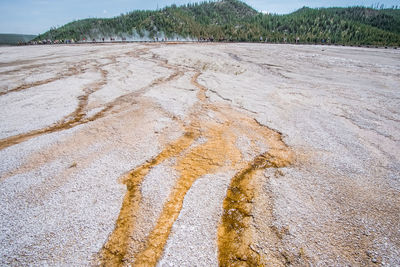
[0,43,399,266]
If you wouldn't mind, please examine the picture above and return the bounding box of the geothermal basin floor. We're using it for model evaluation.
[0,43,399,266]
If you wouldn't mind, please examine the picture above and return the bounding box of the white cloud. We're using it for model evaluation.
[103,10,107,14]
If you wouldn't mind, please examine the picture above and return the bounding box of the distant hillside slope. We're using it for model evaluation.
[36,0,400,45]
[0,34,36,45]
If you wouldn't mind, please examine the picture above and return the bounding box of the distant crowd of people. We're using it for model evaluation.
[15,36,319,46]
[17,37,398,49]
[19,39,76,45]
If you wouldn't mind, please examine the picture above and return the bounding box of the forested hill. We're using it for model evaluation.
[36,0,400,46]
[0,34,36,45]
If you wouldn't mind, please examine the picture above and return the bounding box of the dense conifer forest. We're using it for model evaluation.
[36,0,400,46]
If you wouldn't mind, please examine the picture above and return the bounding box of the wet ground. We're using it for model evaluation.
[0,43,399,266]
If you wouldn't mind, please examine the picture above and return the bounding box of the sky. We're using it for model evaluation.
[0,0,398,35]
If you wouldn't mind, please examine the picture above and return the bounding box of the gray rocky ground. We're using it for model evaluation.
[0,43,399,266]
